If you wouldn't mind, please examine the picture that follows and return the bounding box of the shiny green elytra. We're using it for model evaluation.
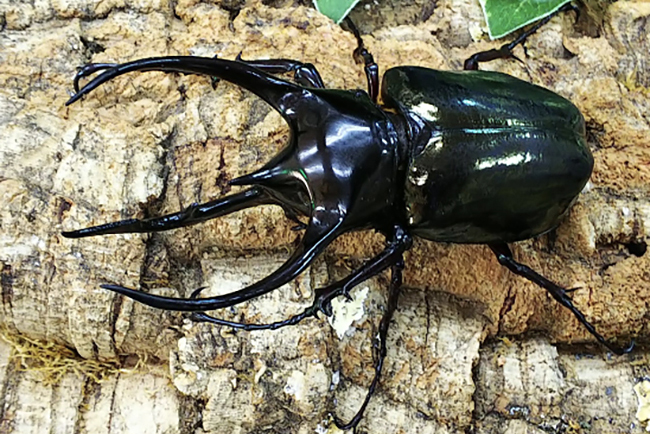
[383,66,593,243]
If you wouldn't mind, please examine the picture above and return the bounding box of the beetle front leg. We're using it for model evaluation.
[187,227,412,431]
[233,54,325,88]
[190,225,411,330]
[489,243,634,355]
[66,56,306,119]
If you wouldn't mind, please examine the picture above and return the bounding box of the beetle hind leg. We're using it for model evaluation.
[489,243,634,355]
[463,3,578,70]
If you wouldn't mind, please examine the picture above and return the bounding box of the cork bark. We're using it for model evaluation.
[0,0,648,433]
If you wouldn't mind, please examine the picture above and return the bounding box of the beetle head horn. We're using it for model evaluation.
[66,56,306,123]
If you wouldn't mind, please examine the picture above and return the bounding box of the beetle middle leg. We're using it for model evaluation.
[463,3,578,70]
[342,17,379,103]
[333,260,403,431]
[489,243,634,355]
[190,261,406,432]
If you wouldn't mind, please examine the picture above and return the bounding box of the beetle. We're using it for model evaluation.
[62,8,633,431]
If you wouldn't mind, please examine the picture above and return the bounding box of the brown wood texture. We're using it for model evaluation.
[0,0,648,433]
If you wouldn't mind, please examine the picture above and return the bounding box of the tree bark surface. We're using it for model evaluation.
[0,0,648,433]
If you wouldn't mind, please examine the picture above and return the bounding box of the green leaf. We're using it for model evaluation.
[313,0,360,24]
[479,0,572,39]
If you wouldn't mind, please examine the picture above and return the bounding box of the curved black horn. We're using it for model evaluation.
[66,56,304,120]
[101,210,345,311]
[62,188,271,238]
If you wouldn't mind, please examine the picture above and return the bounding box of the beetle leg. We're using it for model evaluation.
[342,17,379,103]
[315,225,411,315]
[62,187,272,238]
[334,260,404,431]
[233,54,325,88]
[489,243,634,355]
[66,56,305,123]
[189,307,313,331]
[463,3,577,70]
[189,225,411,330]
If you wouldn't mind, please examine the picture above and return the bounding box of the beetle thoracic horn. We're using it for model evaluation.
[99,215,343,311]
[229,167,288,187]
[61,187,275,238]
[65,56,304,119]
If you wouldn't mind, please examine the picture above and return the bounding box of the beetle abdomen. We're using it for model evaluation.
[382,66,593,243]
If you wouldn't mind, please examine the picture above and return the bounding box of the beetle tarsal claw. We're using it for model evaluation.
[622,340,635,354]
[604,338,635,356]
[73,63,118,92]
[318,299,334,317]
[510,53,524,64]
